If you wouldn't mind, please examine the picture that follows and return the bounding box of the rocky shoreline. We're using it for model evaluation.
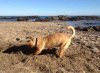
[0,16,100,21]
[0,22,100,73]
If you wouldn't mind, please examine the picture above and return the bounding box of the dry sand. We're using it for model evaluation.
[0,22,100,73]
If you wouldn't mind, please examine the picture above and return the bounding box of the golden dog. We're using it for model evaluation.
[27,25,75,58]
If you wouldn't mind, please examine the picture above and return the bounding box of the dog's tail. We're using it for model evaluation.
[67,25,75,38]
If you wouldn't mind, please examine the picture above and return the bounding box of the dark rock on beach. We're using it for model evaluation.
[75,26,100,31]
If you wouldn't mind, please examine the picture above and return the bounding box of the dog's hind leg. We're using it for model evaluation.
[59,40,71,58]
[59,47,65,58]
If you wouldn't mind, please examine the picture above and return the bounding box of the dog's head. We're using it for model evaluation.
[26,36,36,48]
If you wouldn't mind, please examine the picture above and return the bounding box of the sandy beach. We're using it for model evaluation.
[0,22,100,73]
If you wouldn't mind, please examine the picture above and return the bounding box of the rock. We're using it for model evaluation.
[94,26,100,31]
[75,26,100,31]
[17,17,29,21]
[87,26,95,31]
[75,26,88,31]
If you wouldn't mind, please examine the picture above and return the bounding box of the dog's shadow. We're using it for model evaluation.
[40,48,58,57]
[3,45,57,56]
[39,48,57,55]
[3,45,35,55]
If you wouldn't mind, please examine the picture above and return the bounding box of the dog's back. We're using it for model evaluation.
[43,25,75,49]
[43,33,70,48]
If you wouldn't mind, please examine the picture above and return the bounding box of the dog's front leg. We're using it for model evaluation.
[33,44,44,55]
[33,48,42,55]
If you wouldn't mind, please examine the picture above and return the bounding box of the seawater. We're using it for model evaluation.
[67,20,100,27]
[0,19,17,22]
